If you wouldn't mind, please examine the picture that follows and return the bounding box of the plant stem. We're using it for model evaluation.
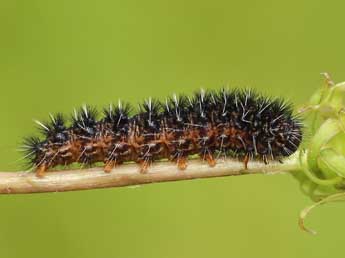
[0,156,300,194]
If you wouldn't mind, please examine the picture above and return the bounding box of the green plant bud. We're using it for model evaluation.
[318,148,345,180]
[307,118,341,175]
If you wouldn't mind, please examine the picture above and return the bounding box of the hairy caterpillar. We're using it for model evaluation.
[22,89,303,177]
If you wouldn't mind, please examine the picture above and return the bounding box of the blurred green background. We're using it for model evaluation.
[1,1,345,257]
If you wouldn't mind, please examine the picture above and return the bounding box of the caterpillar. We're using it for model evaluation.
[22,89,303,177]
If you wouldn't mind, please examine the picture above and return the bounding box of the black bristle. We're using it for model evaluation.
[44,113,69,144]
[162,94,190,128]
[22,136,45,167]
[72,105,98,137]
[103,101,131,132]
[135,98,162,133]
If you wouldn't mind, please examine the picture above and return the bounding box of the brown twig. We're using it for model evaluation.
[0,157,300,194]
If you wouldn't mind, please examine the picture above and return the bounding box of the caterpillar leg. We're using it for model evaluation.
[243,154,249,170]
[177,156,188,170]
[139,159,152,173]
[36,164,47,178]
[205,153,216,167]
[104,160,118,173]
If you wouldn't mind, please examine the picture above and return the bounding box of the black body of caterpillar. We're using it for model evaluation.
[22,89,303,177]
